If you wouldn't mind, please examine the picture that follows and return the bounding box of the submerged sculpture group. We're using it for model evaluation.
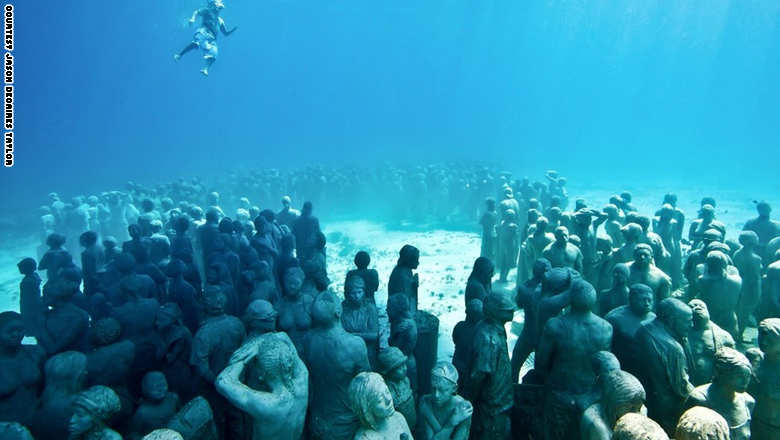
[2,166,780,440]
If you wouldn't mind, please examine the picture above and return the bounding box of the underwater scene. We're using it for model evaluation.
[3,0,780,439]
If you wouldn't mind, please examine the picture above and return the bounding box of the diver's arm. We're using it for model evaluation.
[219,17,238,36]
[189,9,201,25]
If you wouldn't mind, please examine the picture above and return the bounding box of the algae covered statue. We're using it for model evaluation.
[174,0,238,76]
[542,226,583,273]
[697,250,742,340]
[686,299,735,386]
[349,372,412,440]
[68,385,122,440]
[751,318,780,440]
[685,347,755,440]
[580,370,646,440]
[418,362,473,440]
[216,332,308,440]
[376,347,416,431]
[674,406,730,440]
[388,245,420,314]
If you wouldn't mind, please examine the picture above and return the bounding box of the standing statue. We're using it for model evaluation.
[511,258,551,381]
[685,347,754,440]
[479,198,498,262]
[496,209,520,283]
[464,257,494,306]
[598,263,630,317]
[627,244,671,309]
[733,231,763,343]
[698,250,742,340]
[32,351,88,440]
[128,372,181,439]
[605,283,656,378]
[342,276,379,368]
[542,226,583,273]
[453,299,483,390]
[305,291,371,440]
[67,385,122,440]
[466,290,515,440]
[417,362,473,440]
[388,245,420,314]
[276,267,314,354]
[686,299,735,386]
[535,279,613,440]
[377,347,416,430]
[216,332,308,440]
[751,318,780,440]
[634,298,694,435]
[518,217,554,283]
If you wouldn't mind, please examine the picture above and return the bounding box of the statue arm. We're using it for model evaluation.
[534,320,557,376]
[216,360,273,417]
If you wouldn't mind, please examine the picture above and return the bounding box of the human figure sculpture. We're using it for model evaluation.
[37,279,90,356]
[32,351,88,440]
[654,204,683,290]
[248,260,280,304]
[751,318,780,440]
[292,201,321,260]
[142,429,184,440]
[165,259,200,334]
[511,258,552,381]
[480,198,498,262]
[581,370,646,440]
[67,385,122,440]
[466,290,515,440]
[39,233,73,283]
[345,251,380,304]
[0,423,34,440]
[733,231,763,342]
[535,279,613,440]
[464,257,494,306]
[85,317,134,420]
[689,204,726,249]
[342,275,380,367]
[758,251,780,321]
[743,201,780,261]
[304,291,371,440]
[16,258,42,338]
[611,413,669,440]
[0,312,45,426]
[242,299,278,340]
[605,284,656,378]
[387,295,418,391]
[418,362,472,440]
[634,298,694,434]
[674,406,730,440]
[154,303,196,402]
[189,286,246,439]
[698,250,742,339]
[603,204,624,248]
[599,263,630,316]
[452,299,483,391]
[496,209,520,283]
[377,347,416,430]
[216,332,309,440]
[685,347,755,440]
[129,372,181,439]
[683,229,724,300]
[276,267,314,354]
[79,231,105,296]
[277,195,301,229]
[571,209,608,285]
[388,245,420,314]
[348,372,412,440]
[518,216,554,283]
[686,299,735,386]
[542,226,584,273]
[611,223,643,268]
[628,244,671,309]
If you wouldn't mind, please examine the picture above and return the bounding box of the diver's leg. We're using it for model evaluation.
[201,55,215,76]
[174,42,198,61]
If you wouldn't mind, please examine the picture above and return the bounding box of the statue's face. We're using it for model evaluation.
[430,376,457,407]
[143,375,169,401]
[284,273,303,296]
[0,320,23,349]
[410,252,420,270]
[346,283,365,303]
[671,308,694,340]
[634,249,652,268]
[721,366,751,393]
[613,267,629,285]
[371,386,395,421]
[388,364,407,382]
[68,407,94,437]
[688,300,710,324]
[629,291,653,315]
[555,228,568,244]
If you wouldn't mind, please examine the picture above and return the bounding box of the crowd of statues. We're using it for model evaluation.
[1,163,780,439]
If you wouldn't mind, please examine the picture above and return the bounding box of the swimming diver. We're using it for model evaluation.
[174,0,238,76]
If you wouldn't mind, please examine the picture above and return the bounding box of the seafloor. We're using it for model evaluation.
[0,184,775,366]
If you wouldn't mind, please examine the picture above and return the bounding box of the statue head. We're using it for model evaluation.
[354,251,371,269]
[612,263,630,287]
[532,258,552,280]
[534,216,549,233]
[283,267,305,298]
[591,351,621,379]
[597,236,613,254]
[79,231,98,248]
[46,233,66,249]
[465,299,484,322]
[484,290,515,324]
[542,268,571,297]
[704,251,728,277]
[90,318,121,347]
[398,245,420,270]
[142,429,184,440]
[628,284,654,316]
[602,370,645,426]
[738,230,759,248]
[712,347,751,392]
[759,318,780,358]
[621,223,642,243]
[69,385,121,437]
[142,371,169,402]
[613,413,668,440]
[470,257,494,285]
[311,291,342,327]
[281,195,292,209]
[377,347,407,382]
[345,275,366,304]
[687,299,710,328]
[632,244,654,269]
[553,226,569,245]
[699,204,715,221]
[302,201,313,216]
[663,193,677,207]
[203,286,226,315]
[45,351,88,395]
[349,372,395,431]
[674,406,729,440]
[569,279,596,313]
[430,362,459,407]
[756,200,771,218]
[657,298,693,341]
[658,203,674,221]
[243,300,277,333]
[252,333,298,388]
[16,257,37,276]
[0,312,24,350]
[484,198,496,211]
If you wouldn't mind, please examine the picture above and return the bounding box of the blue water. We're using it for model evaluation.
[10,0,780,219]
